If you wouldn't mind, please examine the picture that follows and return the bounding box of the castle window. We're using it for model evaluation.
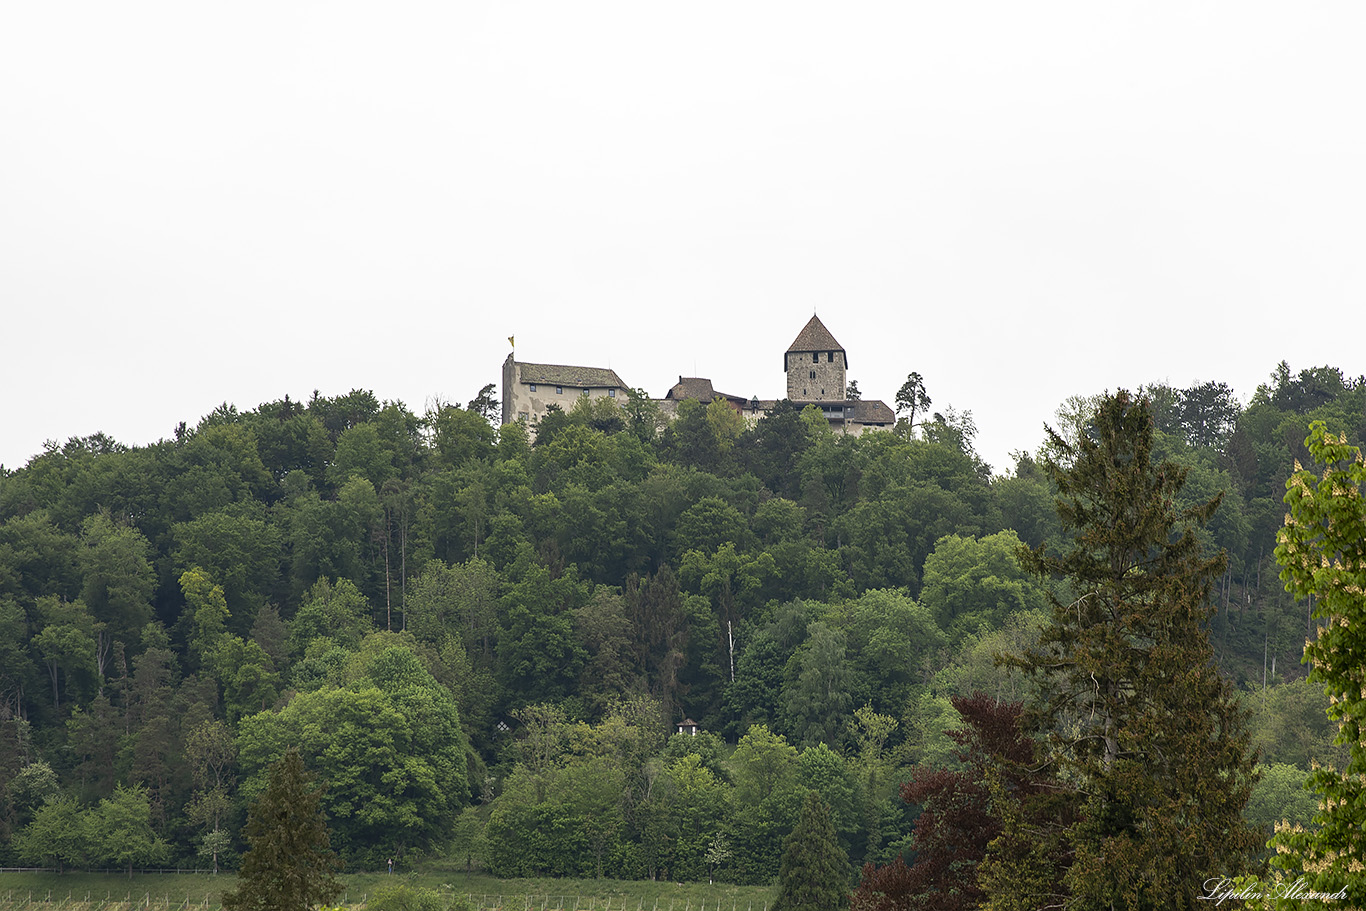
[582,388,590,395]
[810,370,816,379]
[608,389,616,398]
[529,384,537,392]
[556,386,563,394]
[813,352,819,363]
[827,351,834,362]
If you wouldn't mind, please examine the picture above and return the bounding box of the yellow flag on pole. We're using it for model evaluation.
[508,336,515,349]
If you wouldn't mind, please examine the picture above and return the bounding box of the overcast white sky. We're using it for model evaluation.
[3,3,1364,475]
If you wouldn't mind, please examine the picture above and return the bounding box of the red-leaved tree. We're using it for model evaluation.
[850,693,1050,911]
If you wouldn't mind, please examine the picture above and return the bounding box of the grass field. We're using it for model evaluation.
[0,869,777,911]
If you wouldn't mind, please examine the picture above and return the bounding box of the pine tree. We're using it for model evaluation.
[223,749,341,911]
[772,791,848,911]
[1006,390,1260,910]
[1269,422,1366,901]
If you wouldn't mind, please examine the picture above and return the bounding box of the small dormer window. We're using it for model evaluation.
[529,384,537,392]
[608,389,616,397]
[556,386,563,394]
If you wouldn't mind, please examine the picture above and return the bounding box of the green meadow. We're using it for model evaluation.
[0,870,777,911]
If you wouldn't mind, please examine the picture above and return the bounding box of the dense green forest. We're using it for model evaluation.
[0,362,1359,883]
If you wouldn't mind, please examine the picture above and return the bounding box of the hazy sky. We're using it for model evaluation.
[3,3,1364,474]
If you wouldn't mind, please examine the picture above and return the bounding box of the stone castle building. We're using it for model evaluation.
[501,315,894,436]
[785,313,847,401]
[500,360,630,427]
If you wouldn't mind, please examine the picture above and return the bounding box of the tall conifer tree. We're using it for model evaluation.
[1006,390,1259,910]
[223,749,341,911]
[772,791,848,911]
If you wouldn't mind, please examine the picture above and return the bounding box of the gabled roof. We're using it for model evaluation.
[666,377,749,404]
[665,377,716,401]
[848,399,895,424]
[785,399,896,424]
[517,362,627,388]
[787,314,845,354]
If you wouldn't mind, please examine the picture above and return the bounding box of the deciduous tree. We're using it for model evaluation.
[173,510,280,628]
[918,530,1046,639]
[728,724,804,883]
[237,636,468,864]
[78,512,155,648]
[91,782,168,876]
[781,622,852,747]
[1268,422,1366,899]
[31,596,96,711]
[15,797,90,872]
[186,720,237,874]
[853,695,1056,911]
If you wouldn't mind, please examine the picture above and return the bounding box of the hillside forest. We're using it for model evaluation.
[0,362,1358,884]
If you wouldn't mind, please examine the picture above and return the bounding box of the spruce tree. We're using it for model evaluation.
[772,791,848,911]
[223,749,341,911]
[1007,390,1259,910]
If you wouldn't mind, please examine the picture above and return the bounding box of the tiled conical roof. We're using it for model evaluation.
[787,314,844,354]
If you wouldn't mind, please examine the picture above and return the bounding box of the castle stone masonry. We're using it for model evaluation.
[501,359,629,427]
[501,315,893,438]
[785,314,848,402]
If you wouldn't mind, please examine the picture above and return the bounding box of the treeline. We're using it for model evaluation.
[0,364,1359,878]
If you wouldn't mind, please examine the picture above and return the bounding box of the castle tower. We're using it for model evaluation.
[784,314,847,401]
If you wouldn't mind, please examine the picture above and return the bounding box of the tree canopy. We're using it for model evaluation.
[1268,422,1366,900]
[0,369,1360,884]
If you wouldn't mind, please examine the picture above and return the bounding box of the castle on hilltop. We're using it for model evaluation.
[501,315,895,437]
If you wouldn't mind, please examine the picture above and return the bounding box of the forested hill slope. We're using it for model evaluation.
[0,364,1360,878]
